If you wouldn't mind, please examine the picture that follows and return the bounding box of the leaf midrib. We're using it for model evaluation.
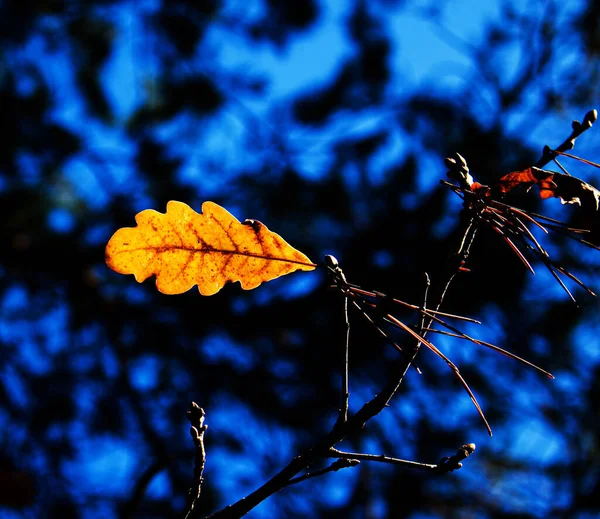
[114,245,317,268]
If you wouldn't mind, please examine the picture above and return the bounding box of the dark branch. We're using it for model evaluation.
[326,255,351,425]
[328,444,476,473]
[183,402,208,519]
[286,459,360,487]
[328,447,438,471]
[536,109,597,169]
[203,348,419,519]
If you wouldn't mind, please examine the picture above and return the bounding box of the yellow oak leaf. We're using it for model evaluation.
[105,201,316,295]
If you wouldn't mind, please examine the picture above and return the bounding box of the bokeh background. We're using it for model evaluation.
[2,0,600,517]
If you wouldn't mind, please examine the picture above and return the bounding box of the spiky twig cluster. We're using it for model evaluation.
[443,109,600,303]
[325,255,552,437]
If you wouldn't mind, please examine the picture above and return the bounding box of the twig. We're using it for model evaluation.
[348,297,423,374]
[203,342,421,519]
[184,403,208,519]
[535,109,597,169]
[434,443,476,474]
[286,459,360,487]
[349,286,481,323]
[341,271,350,424]
[438,155,481,299]
[327,444,476,474]
[417,272,431,339]
[328,447,438,471]
[326,255,350,425]
[202,303,470,518]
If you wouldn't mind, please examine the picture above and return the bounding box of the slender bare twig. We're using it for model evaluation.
[202,335,427,519]
[420,273,431,324]
[286,459,360,487]
[184,403,208,519]
[535,109,598,169]
[328,447,438,471]
[350,286,481,323]
[342,281,350,422]
[327,444,476,474]
[326,255,350,425]
[551,150,600,170]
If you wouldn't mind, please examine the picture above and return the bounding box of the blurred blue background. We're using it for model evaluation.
[2,0,600,517]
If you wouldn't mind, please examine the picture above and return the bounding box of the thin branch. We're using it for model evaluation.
[203,305,464,518]
[328,447,437,471]
[184,403,208,519]
[203,337,421,519]
[286,459,360,487]
[341,278,350,423]
[535,109,598,169]
[327,444,476,474]
[551,149,600,169]
[418,272,431,337]
[348,298,422,374]
[349,286,481,323]
[326,255,350,425]
[419,308,554,379]
[553,157,571,176]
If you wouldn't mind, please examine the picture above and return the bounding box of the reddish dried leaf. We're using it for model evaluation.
[495,167,556,198]
[490,166,600,208]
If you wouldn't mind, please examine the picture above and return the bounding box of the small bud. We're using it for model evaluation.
[444,157,457,168]
[582,109,597,130]
[462,443,476,455]
[585,109,598,125]
[324,255,339,268]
